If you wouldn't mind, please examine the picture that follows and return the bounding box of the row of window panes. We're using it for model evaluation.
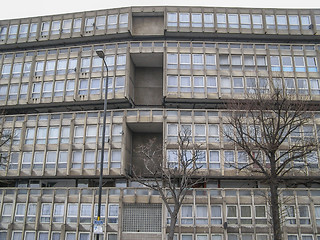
[0,76,125,102]
[169,234,320,240]
[0,54,126,79]
[167,204,316,226]
[167,76,320,95]
[1,202,118,224]
[167,53,318,73]
[166,41,318,51]
[0,13,128,40]
[4,149,121,171]
[166,149,319,170]
[167,12,320,30]
[8,232,117,240]
[2,123,122,147]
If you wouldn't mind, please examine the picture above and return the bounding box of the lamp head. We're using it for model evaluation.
[96,50,105,59]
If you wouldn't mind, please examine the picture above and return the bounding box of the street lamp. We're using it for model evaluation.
[95,50,109,240]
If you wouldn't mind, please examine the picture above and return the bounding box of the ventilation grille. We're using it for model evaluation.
[121,233,162,240]
[122,203,162,232]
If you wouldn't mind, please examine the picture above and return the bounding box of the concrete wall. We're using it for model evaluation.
[134,67,163,106]
[132,16,164,36]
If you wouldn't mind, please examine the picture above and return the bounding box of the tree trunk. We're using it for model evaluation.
[270,181,282,240]
[168,213,177,240]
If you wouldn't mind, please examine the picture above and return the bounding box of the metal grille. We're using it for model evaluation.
[122,203,162,232]
[121,233,162,240]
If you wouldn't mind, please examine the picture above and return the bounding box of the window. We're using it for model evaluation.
[221,77,231,93]
[217,14,227,28]
[37,127,47,144]
[66,80,75,96]
[298,205,310,224]
[119,13,128,28]
[1,203,13,222]
[51,21,60,35]
[240,14,251,28]
[179,13,190,27]
[301,16,311,30]
[0,26,8,40]
[74,125,84,143]
[65,232,76,240]
[115,76,125,92]
[228,14,239,28]
[12,63,22,77]
[11,231,22,240]
[297,79,308,95]
[196,150,207,169]
[24,232,35,240]
[181,205,193,224]
[252,15,263,28]
[41,22,50,36]
[226,205,238,224]
[61,126,70,143]
[34,151,45,169]
[285,205,296,224]
[79,233,90,240]
[22,152,32,169]
[84,151,95,169]
[195,124,206,142]
[40,203,51,223]
[8,25,18,39]
[116,54,126,70]
[8,84,18,100]
[85,17,94,31]
[15,203,26,222]
[193,54,204,70]
[73,18,82,32]
[167,13,178,27]
[108,204,119,223]
[167,150,178,168]
[270,56,280,71]
[255,205,267,224]
[289,15,299,30]
[285,78,296,94]
[204,14,214,27]
[38,232,49,240]
[219,55,229,69]
[207,76,217,93]
[86,125,97,143]
[231,55,242,70]
[211,205,222,224]
[45,151,56,169]
[197,235,208,240]
[35,61,45,76]
[205,54,216,70]
[209,150,220,169]
[72,151,82,169]
[53,203,64,223]
[25,127,35,144]
[168,54,178,69]
[208,124,219,143]
[294,56,306,72]
[0,85,7,100]
[315,15,320,30]
[306,57,317,72]
[276,15,288,29]
[67,203,78,223]
[111,149,121,168]
[9,152,19,169]
[282,56,293,71]
[240,205,252,224]
[52,232,61,240]
[108,234,118,240]
[58,151,68,168]
[1,63,11,78]
[180,54,191,69]
[29,23,38,37]
[62,19,72,33]
[233,77,244,93]
[246,77,257,94]
[80,204,92,223]
[108,15,118,29]
[212,235,223,240]
[94,203,106,221]
[96,16,106,30]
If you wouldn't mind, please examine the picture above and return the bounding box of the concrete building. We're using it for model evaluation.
[0,6,320,240]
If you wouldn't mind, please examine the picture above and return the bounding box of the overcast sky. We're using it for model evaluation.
[1,0,319,20]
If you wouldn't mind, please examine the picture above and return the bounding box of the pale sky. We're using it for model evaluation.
[1,0,319,20]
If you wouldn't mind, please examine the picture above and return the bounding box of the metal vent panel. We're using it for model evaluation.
[122,203,162,232]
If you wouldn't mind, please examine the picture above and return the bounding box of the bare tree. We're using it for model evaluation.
[224,90,318,240]
[0,127,11,169]
[129,130,204,240]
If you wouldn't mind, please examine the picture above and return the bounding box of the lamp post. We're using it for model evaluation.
[95,50,108,240]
